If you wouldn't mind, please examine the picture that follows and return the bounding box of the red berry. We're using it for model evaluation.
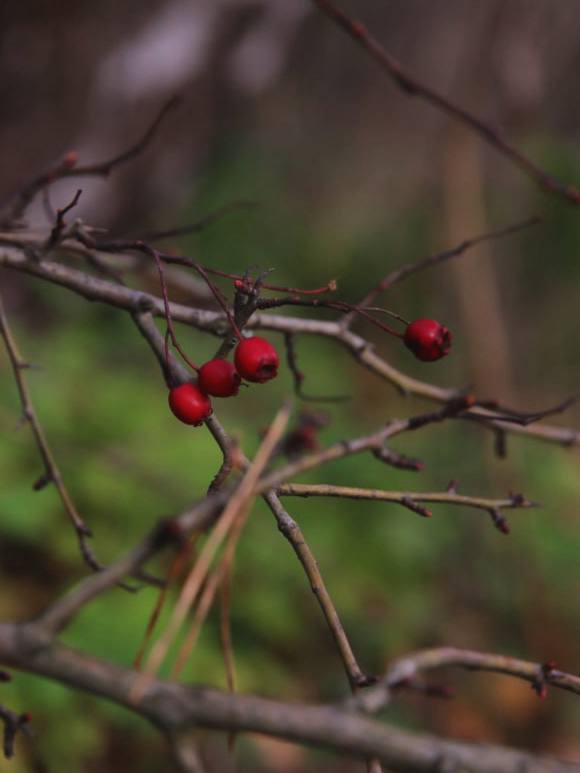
[403,319,452,362]
[168,383,212,425]
[234,336,279,383]
[198,358,241,397]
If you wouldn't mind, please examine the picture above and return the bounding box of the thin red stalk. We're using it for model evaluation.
[139,243,198,373]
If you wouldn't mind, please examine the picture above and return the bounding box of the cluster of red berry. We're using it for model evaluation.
[168,336,279,426]
[168,319,450,427]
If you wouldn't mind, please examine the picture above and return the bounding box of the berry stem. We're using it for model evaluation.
[138,242,199,372]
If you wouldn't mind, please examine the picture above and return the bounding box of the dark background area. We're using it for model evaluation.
[0,1,579,770]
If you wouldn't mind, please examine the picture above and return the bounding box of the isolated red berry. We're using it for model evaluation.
[404,319,452,362]
[168,383,212,425]
[234,336,279,383]
[198,358,241,397]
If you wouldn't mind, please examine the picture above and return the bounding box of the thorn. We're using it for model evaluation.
[446,479,458,494]
[542,660,558,677]
[32,472,53,491]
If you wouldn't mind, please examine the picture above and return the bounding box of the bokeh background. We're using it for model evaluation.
[1,1,579,770]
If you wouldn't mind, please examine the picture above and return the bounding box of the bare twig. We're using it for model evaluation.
[311,0,580,206]
[344,217,539,327]
[43,189,83,252]
[353,647,580,716]
[137,200,256,242]
[284,332,349,402]
[278,483,534,533]
[264,492,369,689]
[0,705,31,760]
[0,291,102,571]
[1,97,179,226]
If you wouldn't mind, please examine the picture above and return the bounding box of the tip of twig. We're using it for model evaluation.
[509,492,537,508]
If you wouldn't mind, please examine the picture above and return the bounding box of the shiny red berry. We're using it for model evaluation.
[234,336,279,383]
[168,383,212,425]
[403,319,452,362]
[198,358,241,397]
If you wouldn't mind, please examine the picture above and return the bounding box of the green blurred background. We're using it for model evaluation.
[1,1,579,770]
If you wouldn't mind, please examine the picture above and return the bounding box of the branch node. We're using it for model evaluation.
[401,496,432,518]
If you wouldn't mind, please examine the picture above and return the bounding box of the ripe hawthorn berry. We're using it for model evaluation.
[403,318,452,362]
[198,358,241,397]
[168,383,212,425]
[234,336,279,383]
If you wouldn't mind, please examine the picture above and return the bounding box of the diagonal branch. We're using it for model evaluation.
[311,0,580,206]
[344,216,539,327]
[1,97,179,227]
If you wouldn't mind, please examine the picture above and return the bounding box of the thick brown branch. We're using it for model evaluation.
[0,623,577,773]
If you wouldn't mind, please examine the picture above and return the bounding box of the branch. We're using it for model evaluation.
[278,483,534,533]
[0,704,31,760]
[0,290,102,572]
[0,624,577,773]
[263,491,369,689]
[1,97,179,227]
[1,243,578,448]
[131,200,256,243]
[345,217,539,326]
[259,398,476,493]
[311,0,580,206]
[353,647,580,716]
